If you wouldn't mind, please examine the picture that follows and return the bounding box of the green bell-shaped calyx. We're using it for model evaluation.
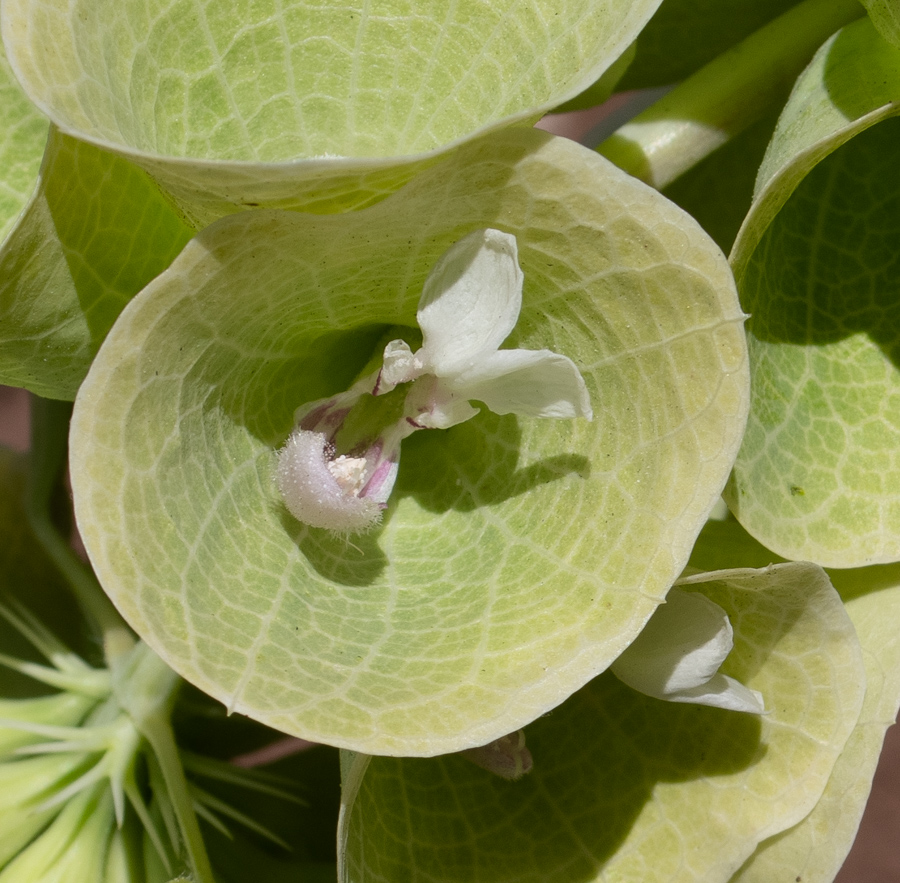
[3,0,663,225]
[726,18,900,566]
[338,562,865,883]
[0,39,47,244]
[70,129,749,755]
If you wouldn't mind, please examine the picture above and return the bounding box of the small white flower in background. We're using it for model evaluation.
[611,588,766,714]
[277,228,593,534]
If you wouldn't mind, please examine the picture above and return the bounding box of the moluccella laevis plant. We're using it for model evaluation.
[68,124,868,880]
[69,127,754,755]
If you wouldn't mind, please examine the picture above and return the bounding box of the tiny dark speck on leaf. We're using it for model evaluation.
[796,877,801,882]
[790,486,805,496]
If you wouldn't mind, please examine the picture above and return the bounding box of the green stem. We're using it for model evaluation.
[26,396,134,662]
[140,711,216,883]
[597,0,865,188]
[114,642,215,883]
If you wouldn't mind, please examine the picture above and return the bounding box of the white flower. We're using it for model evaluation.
[277,228,592,533]
[610,588,766,714]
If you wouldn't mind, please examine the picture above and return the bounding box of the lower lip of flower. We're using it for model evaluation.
[276,430,384,533]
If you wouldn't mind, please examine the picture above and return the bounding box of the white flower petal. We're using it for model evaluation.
[417,229,523,377]
[450,349,593,419]
[276,430,382,533]
[376,339,422,394]
[611,589,765,714]
[660,673,767,714]
[403,375,480,430]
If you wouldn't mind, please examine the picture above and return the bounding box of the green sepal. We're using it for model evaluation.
[3,0,665,226]
[726,18,900,566]
[70,128,748,754]
[339,561,864,883]
[0,129,193,399]
[691,519,900,883]
[0,37,48,244]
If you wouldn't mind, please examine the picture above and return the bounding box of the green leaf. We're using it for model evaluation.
[2,0,664,225]
[339,562,864,883]
[733,582,900,882]
[69,128,748,754]
[0,37,47,244]
[0,128,193,399]
[691,520,900,883]
[725,18,900,566]
[618,0,798,90]
[862,0,900,47]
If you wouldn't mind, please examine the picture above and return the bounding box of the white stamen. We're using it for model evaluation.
[328,455,369,494]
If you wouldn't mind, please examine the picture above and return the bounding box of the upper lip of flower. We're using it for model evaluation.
[376,227,593,424]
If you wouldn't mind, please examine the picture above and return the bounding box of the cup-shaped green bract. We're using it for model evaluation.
[726,19,900,566]
[692,519,900,883]
[339,563,865,883]
[3,0,662,225]
[70,129,748,755]
[0,128,194,399]
[0,38,47,244]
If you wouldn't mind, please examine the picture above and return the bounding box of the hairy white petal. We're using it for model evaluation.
[276,430,382,533]
[451,349,593,419]
[611,589,766,714]
[417,229,523,377]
